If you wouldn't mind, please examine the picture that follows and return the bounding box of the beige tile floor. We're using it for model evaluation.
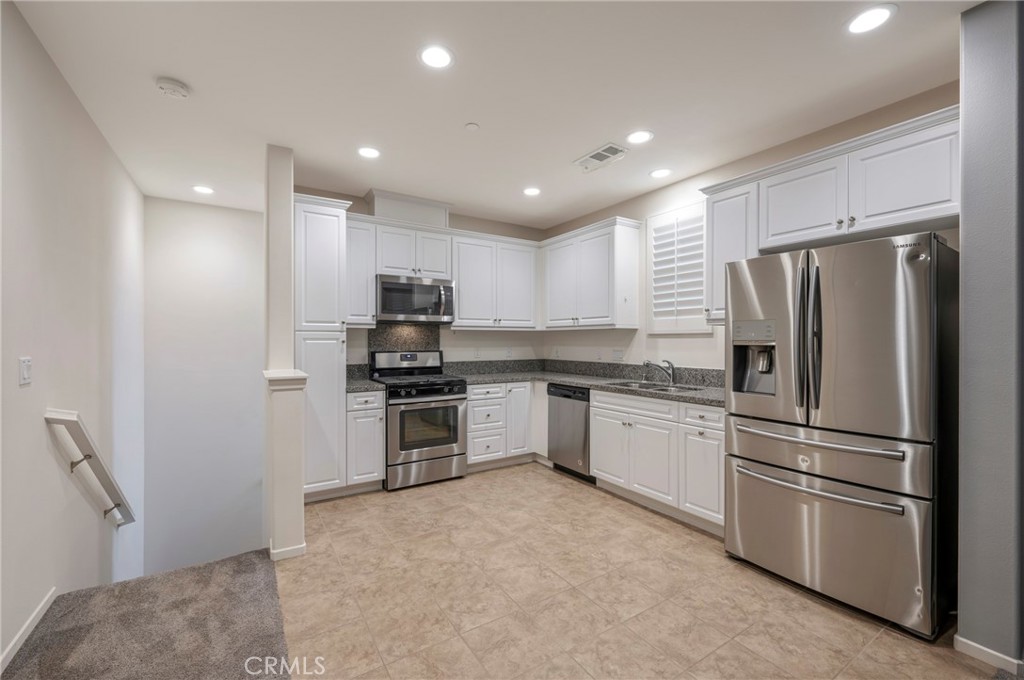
[277,462,996,680]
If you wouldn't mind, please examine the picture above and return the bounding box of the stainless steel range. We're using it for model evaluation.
[371,351,467,490]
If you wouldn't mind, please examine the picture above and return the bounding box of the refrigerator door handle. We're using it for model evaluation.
[795,264,807,409]
[736,464,906,515]
[734,424,907,461]
[808,265,822,410]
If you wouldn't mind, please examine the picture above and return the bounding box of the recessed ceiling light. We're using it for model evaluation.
[192,185,214,194]
[848,4,897,33]
[523,187,541,197]
[650,169,671,179]
[464,122,480,132]
[627,130,654,144]
[420,45,453,69]
[358,147,381,159]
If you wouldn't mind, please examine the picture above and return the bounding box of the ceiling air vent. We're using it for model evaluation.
[573,142,628,173]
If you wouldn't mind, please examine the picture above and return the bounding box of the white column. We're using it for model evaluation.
[263,144,305,560]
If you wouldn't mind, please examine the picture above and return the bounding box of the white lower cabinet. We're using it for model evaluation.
[466,382,532,464]
[589,407,631,487]
[346,409,385,485]
[628,415,679,506]
[679,425,725,524]
[589,394,725,528]
[295,332,347,494]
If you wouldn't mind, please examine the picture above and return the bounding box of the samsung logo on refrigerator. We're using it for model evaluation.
[893,242,921,249]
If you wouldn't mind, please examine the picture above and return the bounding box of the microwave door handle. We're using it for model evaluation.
[439,286,446,318]
[795,264,807,409]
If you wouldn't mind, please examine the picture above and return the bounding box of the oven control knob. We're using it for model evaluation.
[400,389,408,396]
[410,389,417,395]
[443,386,451,393]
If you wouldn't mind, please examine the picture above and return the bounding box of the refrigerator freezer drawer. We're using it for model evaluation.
[726,416,933,498]
[725,456,936,637]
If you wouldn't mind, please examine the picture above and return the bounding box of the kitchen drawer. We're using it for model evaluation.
[591,390,680,422]
[468,398,506,431]
[468,429,507,463]
[682,405,724,430]
[347,391,384,412]
[468,383,506,400]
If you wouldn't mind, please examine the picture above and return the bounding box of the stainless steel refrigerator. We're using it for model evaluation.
[724,232,958,639]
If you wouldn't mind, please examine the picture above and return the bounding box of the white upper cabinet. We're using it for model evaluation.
[704,183,758,324]
[759,156,849,251]
[576,230,614,326]
[543,218,640,329]
[346,220,377,328]
[416,232,453,279]
[377,225,452,279]
[294,196,350,331]
[453,238,498,327]
[376,225,417,276]
[496,245,536,328]
[453,239,537,329]
[543,240,578,328]
[847,121,959,234]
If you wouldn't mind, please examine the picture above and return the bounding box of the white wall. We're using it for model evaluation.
[143,197,265,575]
[1,2,145,663]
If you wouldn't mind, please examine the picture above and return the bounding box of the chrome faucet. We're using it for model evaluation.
[643,359,675,384]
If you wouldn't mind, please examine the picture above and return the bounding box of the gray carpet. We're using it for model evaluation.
[2,550,290,680]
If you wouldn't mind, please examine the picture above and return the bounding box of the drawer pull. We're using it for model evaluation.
[736,464,905,515]
[735,424,905,461]
[698,414,706,420]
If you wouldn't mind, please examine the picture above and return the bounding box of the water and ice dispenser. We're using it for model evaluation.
[732,319,777,396]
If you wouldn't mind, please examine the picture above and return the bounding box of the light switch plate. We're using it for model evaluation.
[18,357,32,386]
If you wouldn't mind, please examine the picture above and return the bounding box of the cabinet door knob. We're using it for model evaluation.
[698,414,706,419]
[836,218,845,228]
[378,416,383,422]
[621,421,627,426]
[849,216,857,226]
[698,430,705,436]
[704,307,710,314]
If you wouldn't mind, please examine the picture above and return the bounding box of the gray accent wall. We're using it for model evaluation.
[959,1,1024,665]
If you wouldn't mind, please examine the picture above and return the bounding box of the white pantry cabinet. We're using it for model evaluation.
[679,425,725,524]
[703,183,758,324]
[542,217,640,329]
[377,225,452,279]
[294,195,351,331]
[295,332,347,494]
[346,408,385,485]
[346,219,377,327]
[453,238,537,329]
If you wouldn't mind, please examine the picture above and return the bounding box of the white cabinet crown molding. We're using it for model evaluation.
[347,213,541,248]
[540,216,642,248]
[701,105,959,197]
[294,193,353,210]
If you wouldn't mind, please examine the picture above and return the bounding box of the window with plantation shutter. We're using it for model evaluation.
[648,202,708,333]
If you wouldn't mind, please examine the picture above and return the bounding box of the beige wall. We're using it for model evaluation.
[294,185,542,241]
[143,198,265,575]
[1,2,146,661]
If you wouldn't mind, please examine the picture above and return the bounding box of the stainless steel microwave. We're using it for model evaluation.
[376,275,455,324]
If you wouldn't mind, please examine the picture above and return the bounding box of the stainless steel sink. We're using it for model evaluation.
[606,381,698,393]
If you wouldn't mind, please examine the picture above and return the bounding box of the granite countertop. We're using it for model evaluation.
[461,371,725,407]
[347,370,724,407]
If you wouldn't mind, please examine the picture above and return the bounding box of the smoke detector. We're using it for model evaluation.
[156,77,191,100]
[573,142,628,173]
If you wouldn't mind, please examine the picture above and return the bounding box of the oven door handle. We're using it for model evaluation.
[735,464,905,515]
[389,394,467,406]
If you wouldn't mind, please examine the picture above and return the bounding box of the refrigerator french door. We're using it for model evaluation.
[723,232,958,639]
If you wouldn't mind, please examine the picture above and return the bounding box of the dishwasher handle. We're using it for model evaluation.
[547,384,590,401]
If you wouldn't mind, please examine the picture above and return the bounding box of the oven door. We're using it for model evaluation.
[387,397,467,465]
[377,275,455,323]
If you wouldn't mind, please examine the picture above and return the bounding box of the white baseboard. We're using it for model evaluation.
[955,634,1024,675]
[269,542,306,561]
[1,586,56,672]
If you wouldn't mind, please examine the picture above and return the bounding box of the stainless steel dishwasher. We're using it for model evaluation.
[547,384,592,479]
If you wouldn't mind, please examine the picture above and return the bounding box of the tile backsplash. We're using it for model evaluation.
[367,323,440,352]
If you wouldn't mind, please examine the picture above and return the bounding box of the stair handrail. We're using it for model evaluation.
[44,409,136,527]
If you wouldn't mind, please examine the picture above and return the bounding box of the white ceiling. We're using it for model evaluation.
[18,1,971,229]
